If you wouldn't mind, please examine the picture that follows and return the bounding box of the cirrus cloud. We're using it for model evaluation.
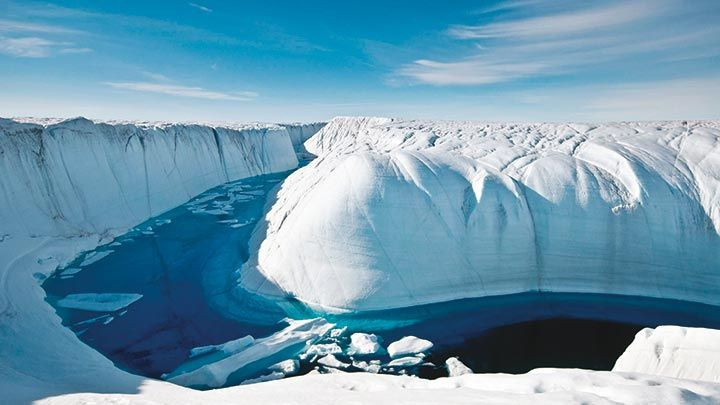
[105,81,258,101]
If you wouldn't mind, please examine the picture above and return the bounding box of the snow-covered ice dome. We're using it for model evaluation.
[241,117,720,312]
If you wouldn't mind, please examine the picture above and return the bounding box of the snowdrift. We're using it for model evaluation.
[241,117,720,311]
[614,325,720,383]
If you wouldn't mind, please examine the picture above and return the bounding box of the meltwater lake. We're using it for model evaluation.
[43,168,720,385]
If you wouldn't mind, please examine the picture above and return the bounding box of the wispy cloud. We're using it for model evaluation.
[188,2,213,13]
[451,1,664,39]
[105,81,257,101]
[399,0,718,86]
[141,71,172,82]
[0,36,89,57]
[58,47,92,54]
[0,18,83,34]
[0,17,89,57]
[0,37,58,57]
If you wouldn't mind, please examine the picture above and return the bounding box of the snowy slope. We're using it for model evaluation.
[241,117,720,312]
[35,368,720,405]
[614,325,720,383]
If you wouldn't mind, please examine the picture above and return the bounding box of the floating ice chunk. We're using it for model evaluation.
[241,190,265,196]
[166,318,334,388]
[190,335,254,358]
[74,314,112,326]
[240,371,284,385]
[56,293,142,312]
[317,354,349,370]
[59,267,82,276]
[347,333,382,356]
[102,316,114,325]
[387,336,433,358]
[445,357,473,377]
[352,360,381,373]
[230,219,255,228]
[109,242,122,247]
[270,359,299,376]
[79,250,113,267]
[305,342,342,357]
[387,356,423,367]
[329,327,347,338]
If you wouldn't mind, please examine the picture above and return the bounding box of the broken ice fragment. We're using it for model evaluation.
[445,357,473,376]
[56,293,142,312]
[387,336,433,358]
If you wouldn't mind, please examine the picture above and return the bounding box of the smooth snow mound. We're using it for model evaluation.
[241,117,720,311]
[614,325,720,383]
[387,336,433,358]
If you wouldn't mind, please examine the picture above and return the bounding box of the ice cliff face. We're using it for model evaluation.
[241,117,720,312]
[0,118,322,238]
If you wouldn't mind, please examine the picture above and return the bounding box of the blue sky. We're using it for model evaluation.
[0,0,718,122]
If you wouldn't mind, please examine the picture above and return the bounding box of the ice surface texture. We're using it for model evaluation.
[242,117,720,312]
[0,118,322,238]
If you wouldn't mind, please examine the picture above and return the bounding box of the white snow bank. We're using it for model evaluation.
[241,117,720,311]
[387,336,434,358]
[37,369,720,404]
[613,325,720,383]
[55,293,143,312]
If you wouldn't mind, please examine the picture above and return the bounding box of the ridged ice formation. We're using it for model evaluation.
[241,117,720,312]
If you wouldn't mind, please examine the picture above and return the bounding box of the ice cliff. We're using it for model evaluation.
[241,117,720,312]
[0,118,323,238]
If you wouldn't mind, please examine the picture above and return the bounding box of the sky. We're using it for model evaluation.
[0,0,718,123]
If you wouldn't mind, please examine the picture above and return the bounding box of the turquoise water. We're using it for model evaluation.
[43,170,297,377]
[43,168,720,384]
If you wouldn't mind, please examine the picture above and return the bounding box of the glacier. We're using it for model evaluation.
[0,117,324,402]
[2,116,720,404]
[0,117,322,238]
[240,117,720,312]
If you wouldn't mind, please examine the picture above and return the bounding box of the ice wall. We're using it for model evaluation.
[280,123,327,153]
[241,117,720,312]
[613,326,720,382]
[0,118,323,238]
